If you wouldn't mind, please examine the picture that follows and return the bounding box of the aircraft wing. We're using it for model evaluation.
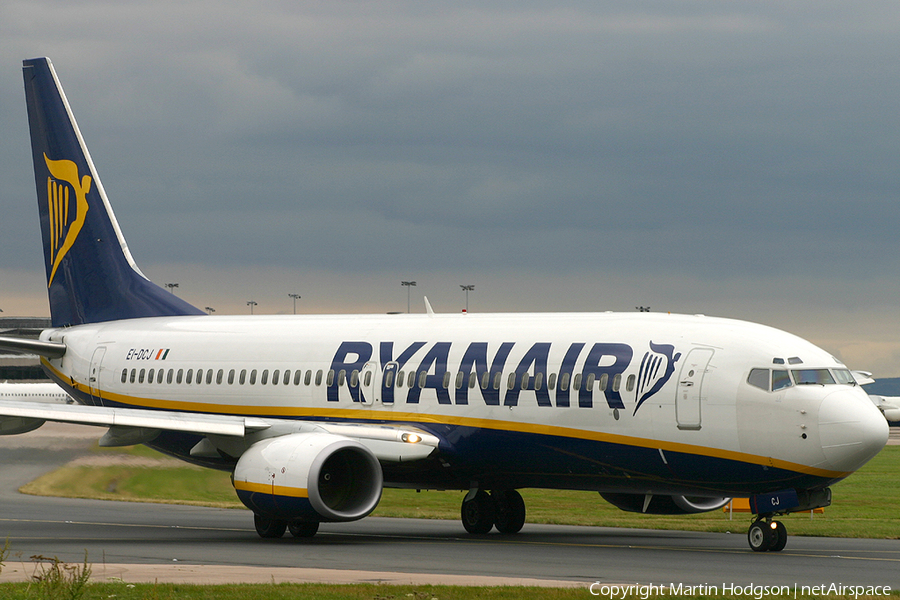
[0,399,440,461]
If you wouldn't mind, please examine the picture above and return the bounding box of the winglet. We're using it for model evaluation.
[424,296,435,316]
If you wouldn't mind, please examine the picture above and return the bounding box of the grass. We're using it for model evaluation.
[19,445,900,538]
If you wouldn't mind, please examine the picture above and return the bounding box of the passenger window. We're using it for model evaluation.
[772,370,792,391]
[559,373,570,392]
[573,373,582,391]
[148,368,155,383]
[455,372,464,389]
[316,370,323,386]
[130,369,136,384]
[261,370,269,385]
[239,369,247,385]
[520,373,529,390]
[408,371,416,388]
[507,373,516,390]
[157,369,164,384]
[272,369,280,385]
[250,369,257,385]
[599,373,608,391]
[442,372,451,389]
[325,370,334,386]
[534,372,543,391]
[384,371,395,388]
[294,370,302,385]
[469,372,477,388]
[167,369,174,384]
[283,370,291,385]
[337,370,346,386]
[585,373,595,390]
[396,370,405,388]
[747,368,769,390]
[121,369,127,384]
[228,369,235,385]
[492,372,501,390]
[192,369,199,384]
[548,373,556,390]
[217,369,224,384]
[350,370,359,387]
[626,374,635,392]
[481,372,490,390]
[612,373,621,392]
[304,370,312,385]
[418,371,427,388]
[176,369,183,384]
[139,369,145,384]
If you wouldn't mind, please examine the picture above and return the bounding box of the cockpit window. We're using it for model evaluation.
[792,369,836,385]
[772,370,792,391]
[833,369,857,385]
[747,368,769,390]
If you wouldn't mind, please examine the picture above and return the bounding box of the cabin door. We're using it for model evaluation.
[88,346,107,406]
[675,348,714,431]
[360,361,377,405]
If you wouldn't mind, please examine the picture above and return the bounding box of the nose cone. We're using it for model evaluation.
[818,389,889,473]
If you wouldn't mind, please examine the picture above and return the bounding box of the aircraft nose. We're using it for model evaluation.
[818,389,889,473]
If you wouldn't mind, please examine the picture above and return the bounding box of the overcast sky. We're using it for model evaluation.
[2,1,900,374]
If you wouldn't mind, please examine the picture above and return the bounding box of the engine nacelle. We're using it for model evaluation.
[233,432,383,522]
[600,492,730,515]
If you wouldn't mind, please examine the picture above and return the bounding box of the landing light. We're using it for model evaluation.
[770,522,778,529]
[402,433,422,444]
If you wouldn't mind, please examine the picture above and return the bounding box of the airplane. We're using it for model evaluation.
[0,381,71,433]
[0,57,889,552]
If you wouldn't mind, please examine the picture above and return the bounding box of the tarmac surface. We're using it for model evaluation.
[0,423,898,589]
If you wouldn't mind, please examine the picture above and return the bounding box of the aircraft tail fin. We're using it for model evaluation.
[22,57,204,326]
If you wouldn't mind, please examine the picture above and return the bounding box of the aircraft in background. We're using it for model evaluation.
[0,381,71,434]
[0,57,888,552]
[853,372,900,423]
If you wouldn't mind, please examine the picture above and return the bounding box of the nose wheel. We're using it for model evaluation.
[747,517,787,552]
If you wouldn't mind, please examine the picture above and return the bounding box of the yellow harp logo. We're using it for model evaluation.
[44,153,91,287]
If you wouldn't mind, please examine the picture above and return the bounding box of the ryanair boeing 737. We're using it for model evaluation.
[0,58,888,552]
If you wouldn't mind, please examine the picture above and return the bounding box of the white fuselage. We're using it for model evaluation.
[40,311,888,495]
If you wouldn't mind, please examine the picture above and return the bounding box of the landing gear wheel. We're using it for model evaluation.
[770,521,787,552]
[461,490,496,534]
[288,521,320,538]
[492,490,526,534]
[254,513,287,538]
[747,519,776,552]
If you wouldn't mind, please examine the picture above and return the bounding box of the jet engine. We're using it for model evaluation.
[600,492,730,515]
[233,432,383,522]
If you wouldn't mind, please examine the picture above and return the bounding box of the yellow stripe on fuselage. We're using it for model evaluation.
[42,359,850,481]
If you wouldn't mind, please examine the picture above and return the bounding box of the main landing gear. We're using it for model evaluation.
[460,489,526,534]
[253,513,320,539]
[747,515,787,552]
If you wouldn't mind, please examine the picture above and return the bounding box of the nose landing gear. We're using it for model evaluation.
[747,515,787,552]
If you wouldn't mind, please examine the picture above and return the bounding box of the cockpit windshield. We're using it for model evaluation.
[792,369,836,385]
[747,367,856,392]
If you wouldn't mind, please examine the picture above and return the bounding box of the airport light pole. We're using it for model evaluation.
[165,282,179,295]
[460,284,474,312]
[205,307,215,314]
[247,301,257,314]
[288,293,301,314]
[401,281,416,313]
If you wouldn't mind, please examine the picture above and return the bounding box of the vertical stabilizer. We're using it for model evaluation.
[22,57,204,326]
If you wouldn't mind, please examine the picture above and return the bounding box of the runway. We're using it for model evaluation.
[1,424,898,588]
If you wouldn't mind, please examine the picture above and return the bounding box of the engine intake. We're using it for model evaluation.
[233,432,383,522]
